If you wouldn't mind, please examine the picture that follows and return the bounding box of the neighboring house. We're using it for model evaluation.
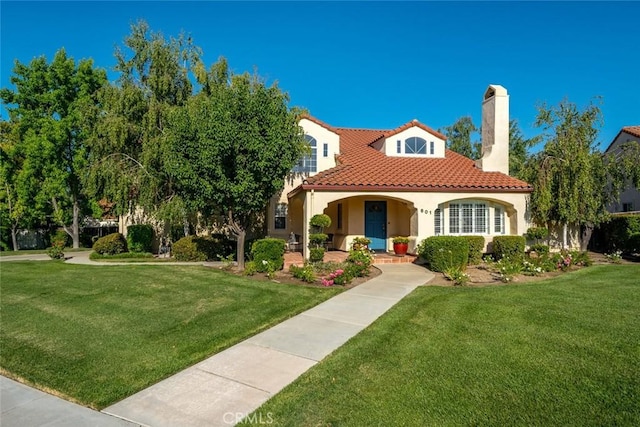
[605,126,640,213]
[267,85,533,258]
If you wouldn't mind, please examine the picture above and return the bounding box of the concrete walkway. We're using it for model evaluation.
[103,263,432,426]
[1,262,432,426]
[0,376,138,427]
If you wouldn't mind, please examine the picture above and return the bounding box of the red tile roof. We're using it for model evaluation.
[623,126,640,139]
[291,118,532,195]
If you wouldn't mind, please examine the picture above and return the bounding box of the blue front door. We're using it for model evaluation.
[365,201,387,251]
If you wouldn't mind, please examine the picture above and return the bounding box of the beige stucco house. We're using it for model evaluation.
[267,85,533,258]
[605,125,640,213]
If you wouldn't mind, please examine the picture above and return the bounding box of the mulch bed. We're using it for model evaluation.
[224,265,382,289]
[427,251,637,287]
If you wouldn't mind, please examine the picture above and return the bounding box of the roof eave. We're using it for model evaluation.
[294,184,533,193]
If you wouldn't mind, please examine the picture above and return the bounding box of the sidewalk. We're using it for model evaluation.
[103,263,433,426]
[0,376,138,427]
[1,263,433,427]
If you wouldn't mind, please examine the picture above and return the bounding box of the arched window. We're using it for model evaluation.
[293,135,317,173]
[405,137,427,154]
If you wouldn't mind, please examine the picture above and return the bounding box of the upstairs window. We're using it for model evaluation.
[397,140,401,154]
[323,143,328,157]
[430,140,435,155]
[293,135,317,173]
[405,137,427,154]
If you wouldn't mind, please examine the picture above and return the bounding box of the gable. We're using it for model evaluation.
[605,126,640,155]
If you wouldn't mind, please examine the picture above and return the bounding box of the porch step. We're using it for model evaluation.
[371,253,418,264]
[283,251,417,269]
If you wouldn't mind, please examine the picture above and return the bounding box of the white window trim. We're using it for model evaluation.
[442,201,506,236]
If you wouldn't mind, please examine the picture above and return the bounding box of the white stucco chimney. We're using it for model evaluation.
[476,84,509,174]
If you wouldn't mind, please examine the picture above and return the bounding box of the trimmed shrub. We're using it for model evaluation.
[127,224,154,253]
[493,235,525,261]
[47,241,65,259]
[309,233,328,248]
[93,233,128,255]
[309,247,325,263]
[628,233,640,254]
[417,236,469,273]
[251,238,286,272]
[462,236,485,265]
[591,214,640,253]
[525,227,549,243]
[172,236,219,261]
[529,243,550,255]
[309,214,331,230]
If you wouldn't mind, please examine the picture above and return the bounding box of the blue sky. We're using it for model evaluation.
[1,1,638,150]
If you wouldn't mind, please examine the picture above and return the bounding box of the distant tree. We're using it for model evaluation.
[86,20,201,236]
[165,63,306,269]
[0,49,106,248]
[441,116,480,160]
[524,98,620,250]
[509,119,541,180]
[0,120,27,250]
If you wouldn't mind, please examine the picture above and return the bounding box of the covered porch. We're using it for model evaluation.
[284,192,420,259]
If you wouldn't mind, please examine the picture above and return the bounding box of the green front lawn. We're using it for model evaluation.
[0,262,341,409]
[0,248,90,257]
[250,265,640,426]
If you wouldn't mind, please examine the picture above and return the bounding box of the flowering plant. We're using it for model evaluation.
[322,269,346,286]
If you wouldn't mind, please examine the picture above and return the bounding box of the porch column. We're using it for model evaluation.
[416,207,434,248]
[302,192,311,260]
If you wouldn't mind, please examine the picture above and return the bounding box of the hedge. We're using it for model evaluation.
[251,238,286,272]
[591,215,640,253]
[417,236,469,273]
[492,235,525,261]
[172,236,222,261]
[462,236,485,265]
[127,224,154,253]
[93,233,128,255]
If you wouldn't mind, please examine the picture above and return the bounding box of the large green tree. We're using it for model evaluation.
[0,49,106,248]
[524,98,617,250]
[165,64,306,269]
[0,120,28,250]
[509,119,540,179]
[441,116,480,160]
[86,20,200,234]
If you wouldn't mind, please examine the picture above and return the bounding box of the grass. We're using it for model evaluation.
[0,261,342,409]
[0,248,90,257]
[248,265,640,426]
[89,251,157,261]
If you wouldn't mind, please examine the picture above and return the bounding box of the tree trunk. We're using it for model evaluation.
[52,197,80,249]
[580,223,593,252]
[562,223,568,249]
[71,200,80,249]
[236,229,246,271]
[228,210,245,270]
[183,215,190,237]
[11,224,19,251]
